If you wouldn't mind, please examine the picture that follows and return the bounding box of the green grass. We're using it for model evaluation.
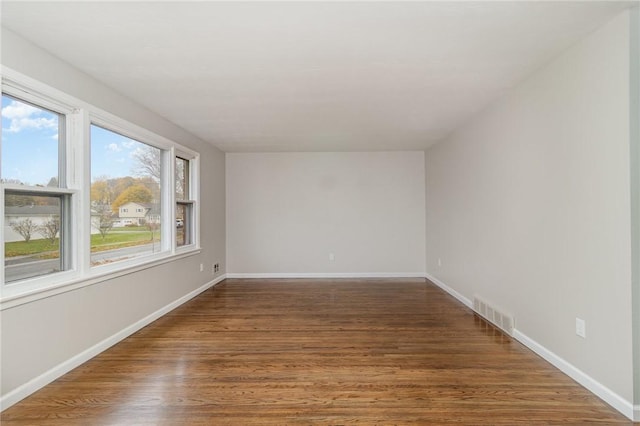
[5,229,160,258]
[111,226,148,232]
[5,238,59,257]
[90,230,160,252]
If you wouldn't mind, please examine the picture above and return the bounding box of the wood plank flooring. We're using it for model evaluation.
[1,278,633,424]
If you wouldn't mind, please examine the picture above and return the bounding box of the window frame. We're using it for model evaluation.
[1,87,78,289]
[175,152,199,250]
[1,67,201,309]
[88,118,172,269]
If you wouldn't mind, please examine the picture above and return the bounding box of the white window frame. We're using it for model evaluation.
[1,83,80,294]
[88,116,174,271]
[175,151,199,251]
[1,67,201,309]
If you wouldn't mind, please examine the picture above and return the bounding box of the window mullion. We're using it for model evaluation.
[1,187,5,287]
[70,109,91,275]
[192,155,200,249]
[60,109,71,273]
[165,147,177,252]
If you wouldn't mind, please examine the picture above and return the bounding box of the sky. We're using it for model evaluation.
[90,124,145,181]
[2,95,146,186]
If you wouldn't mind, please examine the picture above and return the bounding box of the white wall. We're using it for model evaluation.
[227,152,425,275]
[631,7,640,412]
[0,29,226,402]
[425,10,634,405]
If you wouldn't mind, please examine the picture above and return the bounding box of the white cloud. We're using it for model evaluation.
[122,140,136,149]
[3,117,57,133]
[107,143,121,152]
[130,146,144,159]
[1,101,38,119]
[1,100,57,133]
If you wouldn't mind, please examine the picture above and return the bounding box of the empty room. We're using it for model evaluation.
[1,1,639,424]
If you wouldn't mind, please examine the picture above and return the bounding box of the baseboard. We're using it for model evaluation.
[424,273,635,421]
[512,330,635,421]
[226,272,426,279]
[0,274,227,412]
[423,272,473,308]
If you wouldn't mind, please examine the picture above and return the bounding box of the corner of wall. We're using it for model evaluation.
[629,4,640,411]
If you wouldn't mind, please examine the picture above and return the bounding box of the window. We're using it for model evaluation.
[2,94,71,283]
[1,95,60,187]
[90,124,163,266]
[1,70,200,303]
[175,156,195,247]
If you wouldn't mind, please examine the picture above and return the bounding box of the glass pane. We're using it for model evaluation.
[90,124,162,266]
[176,157,189,200]
[5,194,62,282]
[176,203,191,247]
[1,94,61,187]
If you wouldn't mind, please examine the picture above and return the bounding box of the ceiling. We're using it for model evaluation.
[1,1,634,152]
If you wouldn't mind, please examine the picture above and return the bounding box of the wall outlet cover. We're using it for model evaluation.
[576,318,586,338]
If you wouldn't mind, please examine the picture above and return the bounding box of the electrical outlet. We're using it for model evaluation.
[576,318,586,338]
[437,258,442,267]
[213,263,220,273]
[199,263,204,272]
[211,264,216,275]
[329,253,335,261]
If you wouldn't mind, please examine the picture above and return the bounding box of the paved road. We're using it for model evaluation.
[5,243,161,282]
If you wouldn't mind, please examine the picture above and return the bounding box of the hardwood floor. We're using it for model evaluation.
[1,278,633,424]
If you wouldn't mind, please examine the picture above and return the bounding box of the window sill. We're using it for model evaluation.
[1,248,201,311]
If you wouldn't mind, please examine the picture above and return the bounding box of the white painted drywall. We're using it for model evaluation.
[0,28,226,399]
[227,152,425,275]
[425,11,634,402]
[632,6,640,413]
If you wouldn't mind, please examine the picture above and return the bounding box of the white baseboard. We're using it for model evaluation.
[423,272,473,308]
[226,272,426,279]
[513,329,635,421]
[0,274,226,412]
[425,272,635,421]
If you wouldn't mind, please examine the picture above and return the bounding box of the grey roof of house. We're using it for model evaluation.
[5,205,59,215]
[145,204,161,216]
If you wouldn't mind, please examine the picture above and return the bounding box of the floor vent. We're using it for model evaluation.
[473,296,515,336]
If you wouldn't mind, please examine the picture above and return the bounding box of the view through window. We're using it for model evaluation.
[90,124,162,266]
[2,94,66,282]
[2,80,199,292]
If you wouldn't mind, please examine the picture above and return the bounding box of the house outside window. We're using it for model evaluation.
[90,124,163,264]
